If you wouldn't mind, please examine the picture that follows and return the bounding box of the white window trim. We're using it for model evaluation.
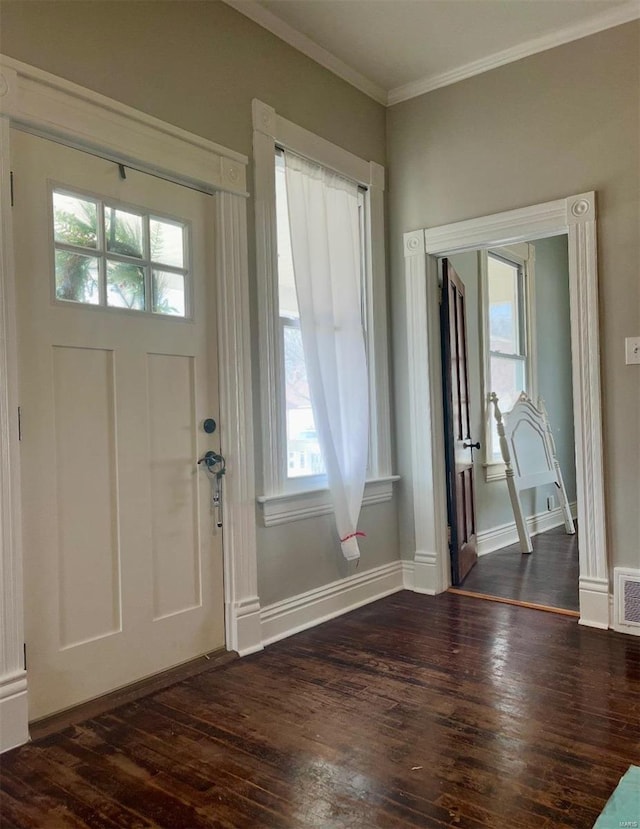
[479,242,537,481]
[252,99,394,523]
[257,475,400,527]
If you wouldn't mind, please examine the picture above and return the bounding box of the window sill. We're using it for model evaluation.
[483,462,507,482]
[257,475,400,527]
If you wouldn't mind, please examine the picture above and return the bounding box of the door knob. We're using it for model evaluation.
[463,441,481,450]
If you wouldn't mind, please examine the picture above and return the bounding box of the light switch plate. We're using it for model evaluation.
[625,337,640,365]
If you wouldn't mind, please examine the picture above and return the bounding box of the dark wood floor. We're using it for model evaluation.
[2,591,639,828]
[460,524,579,612]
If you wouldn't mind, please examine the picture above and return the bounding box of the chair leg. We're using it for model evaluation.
[507,475,533,553]
[555,463,576,534]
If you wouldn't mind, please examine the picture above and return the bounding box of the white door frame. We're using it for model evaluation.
[0,56,262,753]
[403,192,609,629]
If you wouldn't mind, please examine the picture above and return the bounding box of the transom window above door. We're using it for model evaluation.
[52,188,190,317]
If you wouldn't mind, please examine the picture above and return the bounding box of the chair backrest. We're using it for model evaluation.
[492,392,558,491]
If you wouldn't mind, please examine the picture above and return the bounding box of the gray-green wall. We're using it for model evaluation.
[2,3,638,593]
[450,236,576,537]
[388,22,640,573]
[0,0,395,607]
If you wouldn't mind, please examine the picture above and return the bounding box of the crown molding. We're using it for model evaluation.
[388,0,640,105]
[223,0,387,105]
[227,0,639,108]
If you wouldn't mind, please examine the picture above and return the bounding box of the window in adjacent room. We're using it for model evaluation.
[481,244,536,478]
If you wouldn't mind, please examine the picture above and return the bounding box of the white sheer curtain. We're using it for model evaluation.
[284,151,369,562]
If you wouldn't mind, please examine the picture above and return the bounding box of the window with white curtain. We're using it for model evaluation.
[275,150,369,482]
[253,100,396,526]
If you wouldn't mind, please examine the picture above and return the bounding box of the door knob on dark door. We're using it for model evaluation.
[463,440,481,450]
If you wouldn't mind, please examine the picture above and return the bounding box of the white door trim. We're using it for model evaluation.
[0,56,261,752]
[403,192,609,629]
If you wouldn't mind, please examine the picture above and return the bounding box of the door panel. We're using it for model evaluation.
[53,345,121,649]
[12,131,224,720]
[147,353,201,620]
[441,259,478,586]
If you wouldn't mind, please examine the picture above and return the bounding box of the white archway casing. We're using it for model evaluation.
[0,56,262,753]
[403,193,609,629]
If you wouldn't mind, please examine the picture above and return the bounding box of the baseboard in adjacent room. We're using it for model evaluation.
[477,501,577,556]
[260,560,404,647]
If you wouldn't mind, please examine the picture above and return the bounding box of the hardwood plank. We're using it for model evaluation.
[1,592,638,828]
[460,524,580,611]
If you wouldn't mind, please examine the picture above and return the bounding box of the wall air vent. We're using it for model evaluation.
[613,568,640,635]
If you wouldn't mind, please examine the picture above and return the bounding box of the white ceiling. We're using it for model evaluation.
[225,0,640,104]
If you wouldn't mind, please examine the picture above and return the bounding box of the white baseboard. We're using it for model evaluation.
[0,671,29,753]
[477,501,577,556]
[407,550,442,594]
[260,560,404,647]
[401,560,415,590]
[230,598,264,657]
[579,576,610,629]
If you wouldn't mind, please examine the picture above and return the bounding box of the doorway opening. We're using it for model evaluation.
[402,191,608,630]
[440,236,579,614]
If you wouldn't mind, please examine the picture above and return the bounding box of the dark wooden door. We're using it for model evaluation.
[441,259,479,585]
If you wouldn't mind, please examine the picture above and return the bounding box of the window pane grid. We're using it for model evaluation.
[52,188,189,318]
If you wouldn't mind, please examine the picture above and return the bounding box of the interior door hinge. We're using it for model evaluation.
[10,171,14,207]
[23,643,27,670]
[17,406,22,441]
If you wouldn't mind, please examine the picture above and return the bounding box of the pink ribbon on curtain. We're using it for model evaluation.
[340,531,367,543]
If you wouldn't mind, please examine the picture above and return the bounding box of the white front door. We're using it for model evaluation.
[12,131,225,720]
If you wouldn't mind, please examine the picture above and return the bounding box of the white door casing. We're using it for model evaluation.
[403,193,609,629]
[0,56,261,752]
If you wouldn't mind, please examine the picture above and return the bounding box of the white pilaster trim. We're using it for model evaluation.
[0,60,259,751]
[215,192,262,657]
[0,55,248,196]
[252,101,283,494]
[403,230,449,595]
[566,197,608,590]
[0,112,28,753]
[366,162,392,477]
[405,192,609,628]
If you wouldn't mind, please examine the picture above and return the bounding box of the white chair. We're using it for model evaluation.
[490,392,575,554]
